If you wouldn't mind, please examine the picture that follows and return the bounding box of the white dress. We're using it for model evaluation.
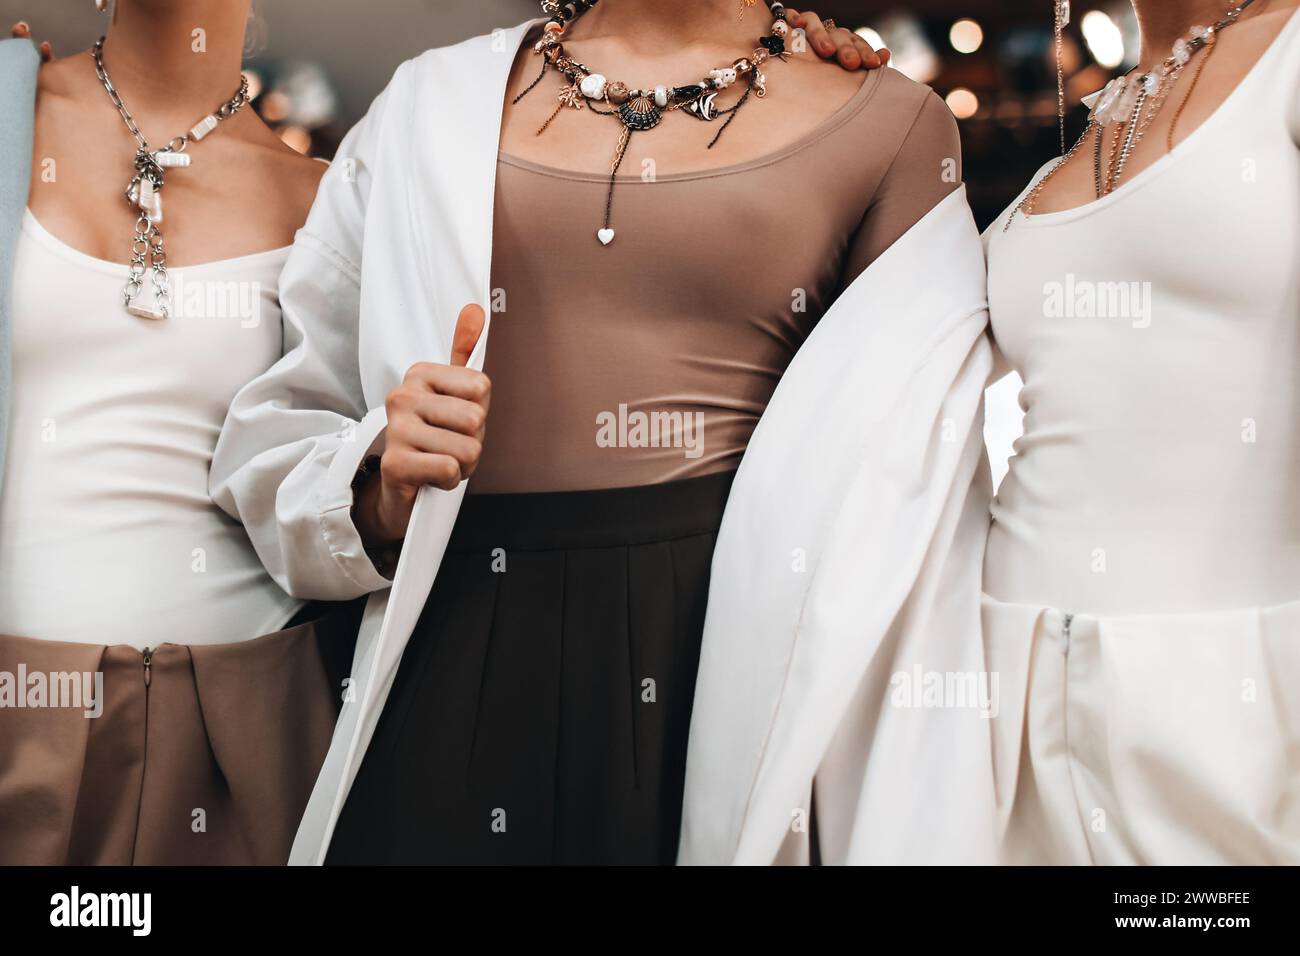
[982,9,1300,864]
[0,211,301,650]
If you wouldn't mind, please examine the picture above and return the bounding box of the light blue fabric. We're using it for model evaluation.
[0,39,40,495]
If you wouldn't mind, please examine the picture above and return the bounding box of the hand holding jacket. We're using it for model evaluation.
[353,305,490,549]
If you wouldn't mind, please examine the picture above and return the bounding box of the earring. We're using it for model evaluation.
[1054,0,1070,155]
[95,0,108,11]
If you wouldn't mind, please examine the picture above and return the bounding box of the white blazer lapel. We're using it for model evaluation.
[356,22,536,742]
[291,21,538,865]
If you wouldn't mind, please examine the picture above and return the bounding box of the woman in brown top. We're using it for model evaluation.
[330,0,961,865]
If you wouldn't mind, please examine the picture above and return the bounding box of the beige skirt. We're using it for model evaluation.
[0,608,357,865]
[983,594,1300,865]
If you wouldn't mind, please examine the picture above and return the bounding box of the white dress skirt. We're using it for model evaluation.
[982,8,1300,865]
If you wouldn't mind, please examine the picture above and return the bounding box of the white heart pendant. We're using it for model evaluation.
[597,228,615,246]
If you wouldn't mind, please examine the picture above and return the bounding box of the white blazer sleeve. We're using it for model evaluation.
[209,67,409,601]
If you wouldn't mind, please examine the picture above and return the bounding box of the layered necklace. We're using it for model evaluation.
[518,0,793,244]
[91,38,250,319]
[1009,0,1256,227]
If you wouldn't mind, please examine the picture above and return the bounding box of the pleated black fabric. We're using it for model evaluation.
[327,471,734,865]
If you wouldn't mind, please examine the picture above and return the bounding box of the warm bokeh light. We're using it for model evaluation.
[945,87,980,120]
[260,91,291,123]
[872,13,939,83]
[278,125,312,155]
[949,18,984,54]
[1081,10,1126,68]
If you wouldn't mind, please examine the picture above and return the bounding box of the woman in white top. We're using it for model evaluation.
[0,1,871,865]
[984,0,1300,863]
[0,0,361,865]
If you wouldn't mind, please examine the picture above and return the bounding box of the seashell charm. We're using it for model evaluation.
[618,94,662,131]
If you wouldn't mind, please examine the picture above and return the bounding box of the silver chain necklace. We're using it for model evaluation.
[91,38,250,320]
[1007,0,1257,229]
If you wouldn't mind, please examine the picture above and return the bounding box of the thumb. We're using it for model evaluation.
[450,303,486,368]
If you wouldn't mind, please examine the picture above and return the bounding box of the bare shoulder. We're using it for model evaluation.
[239,129,328,233]
[247,129,327,202]
[33,49,89,108]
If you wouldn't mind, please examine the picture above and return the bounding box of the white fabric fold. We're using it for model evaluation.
[679,187,999,865]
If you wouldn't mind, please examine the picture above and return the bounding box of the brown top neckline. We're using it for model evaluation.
[497,66,882,184]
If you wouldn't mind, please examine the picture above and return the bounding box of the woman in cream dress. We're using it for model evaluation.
[983,0,1300,864]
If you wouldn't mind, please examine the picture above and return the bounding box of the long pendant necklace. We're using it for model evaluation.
[1007,0,1255,228]
[519,0,792,245]
[91,38,250,319]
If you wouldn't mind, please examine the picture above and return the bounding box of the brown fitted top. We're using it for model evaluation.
[472,67,959,494]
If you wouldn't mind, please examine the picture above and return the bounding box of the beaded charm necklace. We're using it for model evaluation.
[1008,0,1256,228]
[518,0,794,245]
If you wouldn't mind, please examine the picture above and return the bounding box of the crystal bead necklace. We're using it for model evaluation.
[1008,0,1257,228]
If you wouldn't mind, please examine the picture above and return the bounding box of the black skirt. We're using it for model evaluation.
[327,470,734,865]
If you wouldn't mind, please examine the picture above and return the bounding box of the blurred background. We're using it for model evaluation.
[6,0,1143,229]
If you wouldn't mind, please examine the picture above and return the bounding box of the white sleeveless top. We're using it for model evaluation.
[0,211,302,650]
[984,9,1300,616]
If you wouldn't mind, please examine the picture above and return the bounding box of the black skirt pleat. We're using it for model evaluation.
[327,471,733,865]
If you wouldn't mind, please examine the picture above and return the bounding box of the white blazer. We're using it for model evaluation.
[679,185,998,865]
[210,19,997,865]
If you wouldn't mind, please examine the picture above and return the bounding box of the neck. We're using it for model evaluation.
[1131,0,1251,65]
[98,0,249,122]
[567,0,766,49]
